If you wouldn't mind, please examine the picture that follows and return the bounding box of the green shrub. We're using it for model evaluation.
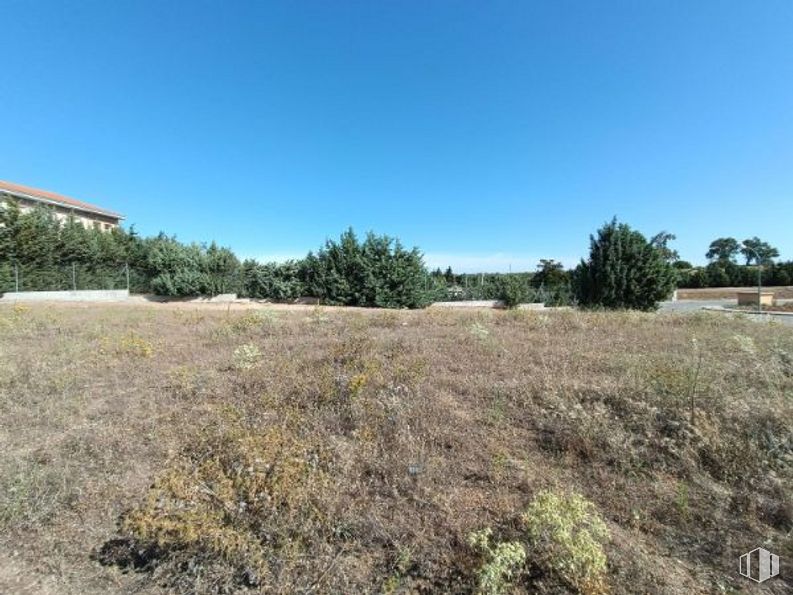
[232,343,263,370]
[521,490,609,594]
[467,527,526,594]
[574,218,675,311]
[301,228,429,308]
[498,275,527,308]
[240,259,304,301]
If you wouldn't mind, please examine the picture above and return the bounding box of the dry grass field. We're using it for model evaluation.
[677,286,793,300]
[0,303,791,594]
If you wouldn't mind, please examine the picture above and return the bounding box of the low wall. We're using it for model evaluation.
[130,293,238,304]
[430,300,546,310]
[736,291,775,306]
[0,289,130,302]
[430,300,503,309]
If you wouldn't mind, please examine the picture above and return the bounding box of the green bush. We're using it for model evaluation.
[240,259,305,301]
[574,218,675,311]
[521,490,609,594]
[498,275,527,308]
[302,228,429,308]
[467,527,526,595]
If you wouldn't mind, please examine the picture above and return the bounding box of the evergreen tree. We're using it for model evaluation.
[146,236,207,296]
[740,237,779,265]
[203,242,240,295]
[574,218,676,311]
[649,231,679,263]
[58,216,91,264]
[705,237,740,263]
[0,199,22,263]
[303,228,428,308]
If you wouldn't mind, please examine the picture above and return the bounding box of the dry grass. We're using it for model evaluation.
[739,303,793,313]
[677,286,793,300]
[0,304,791,594]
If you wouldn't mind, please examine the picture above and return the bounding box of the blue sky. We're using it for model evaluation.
[2,1,792,272]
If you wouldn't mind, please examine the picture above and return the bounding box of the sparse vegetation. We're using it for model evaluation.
[467,527,526,594]
[231,343,263,370]
[0,303,791,593]
[521,491,609,594]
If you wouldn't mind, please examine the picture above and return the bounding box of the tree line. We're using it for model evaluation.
[674,236,791,288]
[1,198,787,310]
[0,201,429,308]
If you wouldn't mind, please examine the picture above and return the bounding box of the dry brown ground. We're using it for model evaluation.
[756,303,793,313]
[677,286,793,300]
[0,304,791,594]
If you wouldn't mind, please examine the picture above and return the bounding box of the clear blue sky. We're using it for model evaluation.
[2,1,792,272]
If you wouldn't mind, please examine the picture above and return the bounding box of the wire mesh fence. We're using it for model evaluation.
[0,262,574,305]
[0,263,149,293]
[424,273,573,306]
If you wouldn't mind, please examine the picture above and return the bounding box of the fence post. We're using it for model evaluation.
[125,263,130,292]
[14,263,19,292]
[72,262,77,290]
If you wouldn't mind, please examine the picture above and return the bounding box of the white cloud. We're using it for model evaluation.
[423,252,579,274]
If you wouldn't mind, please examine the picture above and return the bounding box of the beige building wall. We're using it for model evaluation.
[1,195,120,231]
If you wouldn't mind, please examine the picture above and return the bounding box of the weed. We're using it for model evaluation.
[2,305,791,594]
[306,305,330,324]
[347,373,368,399]
[467,527,526,594]
[117,331,155,358]
[167,365,202,400]
[675,481,690,522]
[229,309,278,333]
[0,459,75,529]
[469,321,490,341]
[232,343,262,370]
[521,490,609,594]
[118,427,332,588]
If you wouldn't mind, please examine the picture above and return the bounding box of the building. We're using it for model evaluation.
[0,179,124,230]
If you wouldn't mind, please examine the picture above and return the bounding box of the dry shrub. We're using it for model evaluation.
[115,425,335,591]
[172,309,206,326]
[228,309,278,333]
[0,303,56,335]
[99,330,156,358]
[166,365,203,400]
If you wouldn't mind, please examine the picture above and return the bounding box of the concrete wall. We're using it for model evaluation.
[0,289,129,302]
[430,300,505,309]
[430,300,546,309]
[737,291,775,306]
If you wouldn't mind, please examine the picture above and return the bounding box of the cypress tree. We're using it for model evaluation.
[574,218,675,311]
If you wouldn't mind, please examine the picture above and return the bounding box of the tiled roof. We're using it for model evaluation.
[0,180,124,219]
